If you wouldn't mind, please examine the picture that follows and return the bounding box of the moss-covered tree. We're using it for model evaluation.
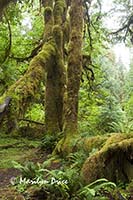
[0,0,83,154]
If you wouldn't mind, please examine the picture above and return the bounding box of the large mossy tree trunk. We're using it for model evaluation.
[56,0,83,154]
[45,0,66,134]
[65,0,83,133]
[0,0,66,135]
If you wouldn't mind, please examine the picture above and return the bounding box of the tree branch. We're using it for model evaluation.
[9,41,43,62]
[18,118,45,125]
[110,24,127,35]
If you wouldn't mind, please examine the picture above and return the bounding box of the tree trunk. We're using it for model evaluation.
[65,0,83,133]
[57,0,83,154]
[45,0,66,134]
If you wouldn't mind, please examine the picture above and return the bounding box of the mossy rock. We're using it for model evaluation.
[81,133,133,184]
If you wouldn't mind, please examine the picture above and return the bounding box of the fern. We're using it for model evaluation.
[110,120,133,133]
[76,178,116,199]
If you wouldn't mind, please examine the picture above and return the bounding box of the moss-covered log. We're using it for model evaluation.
[81,133,133,184]
[78,135,108,153]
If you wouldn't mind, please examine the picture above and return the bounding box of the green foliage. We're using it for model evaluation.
[41,132,62,152]
[66,150,89,171]
[109,117,133,133]
[75,178,116,200]
[0,0,44,95]
[12,160,117,200]
[12,161,45,179]
[97,98,125,133]
[0,135,40,168]
[25,103,45,122]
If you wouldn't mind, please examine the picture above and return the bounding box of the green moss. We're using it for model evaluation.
[63,19,70,44]
[0,41,56,134]
[0,136,41,168]
[44,7,54,41]
[43,0,53,7]
[44,7,53,23]
[53,0,66,25]
[82,135,108,153]
[102,133,133,151]
[81,134,133,184]
[53,25,63,49]
[54,134,80,156]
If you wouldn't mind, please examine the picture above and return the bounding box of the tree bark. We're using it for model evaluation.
[45,0,66,134]
[53,0,83,155]
[58,0,83,154]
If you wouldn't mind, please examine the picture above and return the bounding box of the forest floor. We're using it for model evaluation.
[0,135,46,199]
[0,134,132,200]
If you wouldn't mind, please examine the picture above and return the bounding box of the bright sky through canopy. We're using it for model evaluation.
[102,0,131,69]
[113,44,130,68]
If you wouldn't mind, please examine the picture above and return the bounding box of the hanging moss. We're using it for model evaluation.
[81,133,133,184]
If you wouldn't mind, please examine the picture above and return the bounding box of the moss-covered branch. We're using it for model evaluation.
[0,41,56,133]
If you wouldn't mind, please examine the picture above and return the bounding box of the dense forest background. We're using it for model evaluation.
[0,0,133,199]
